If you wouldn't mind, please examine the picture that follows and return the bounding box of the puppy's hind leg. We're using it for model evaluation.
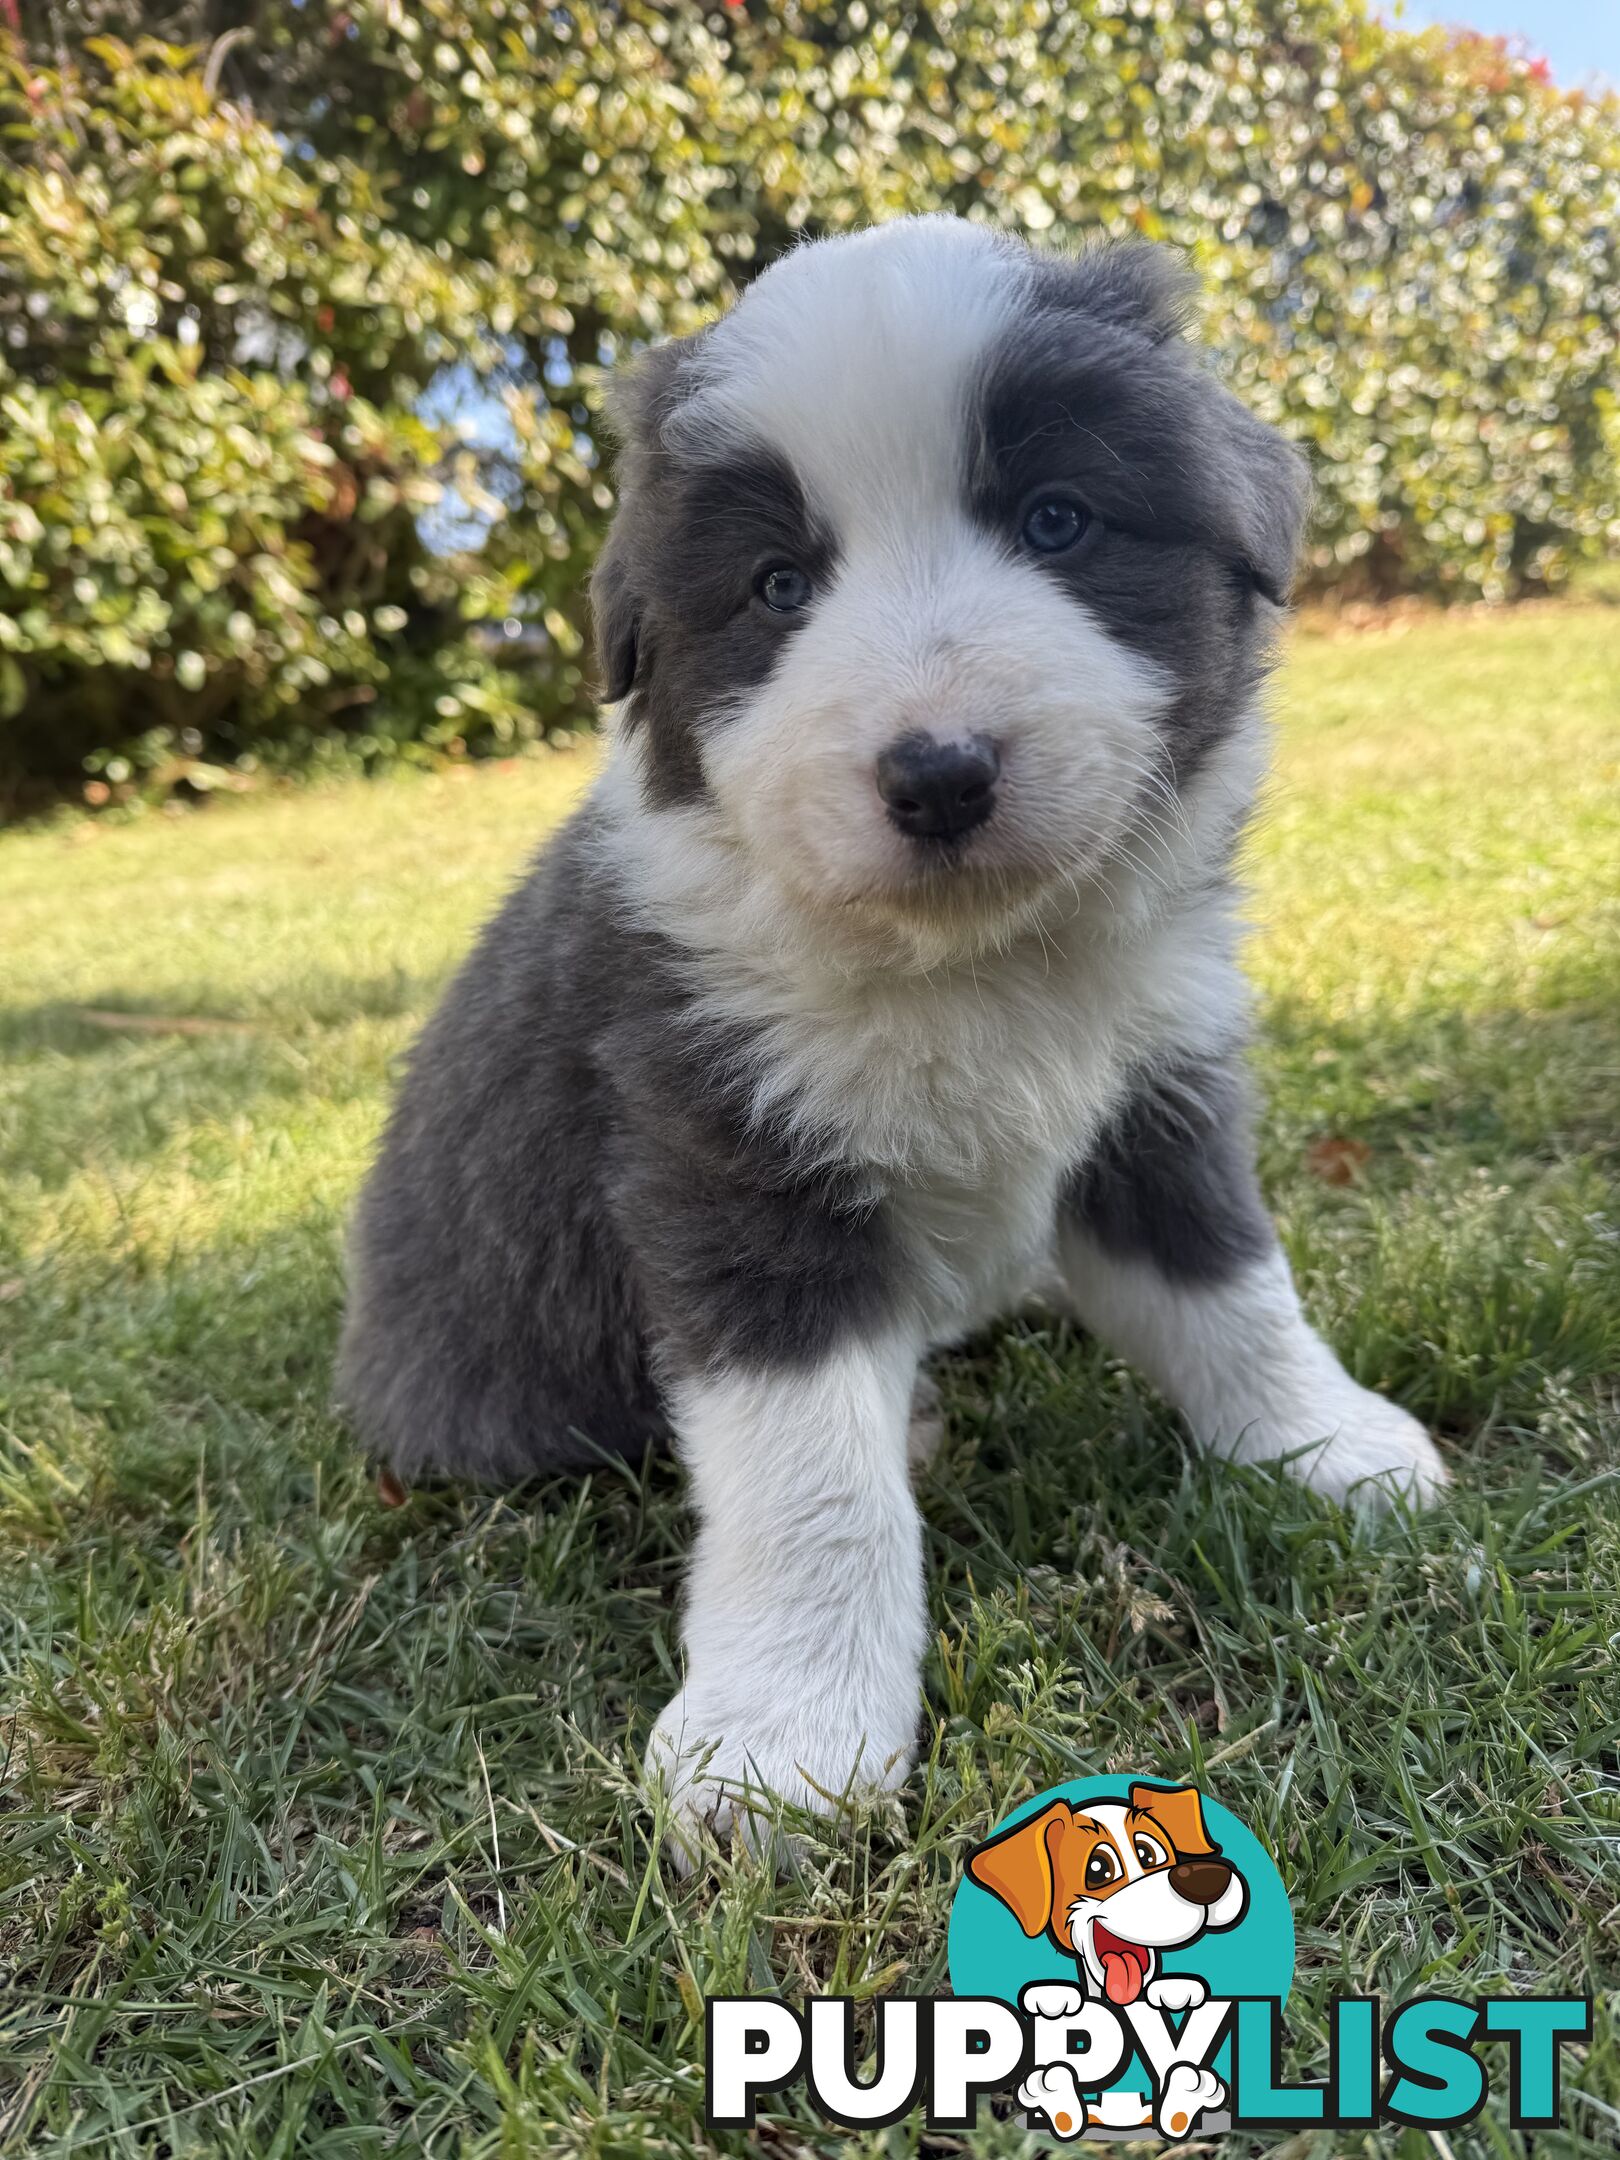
[1058,1056,1447,1507]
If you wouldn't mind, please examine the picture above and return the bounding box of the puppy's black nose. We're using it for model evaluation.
[876,733,999,842]
[1169,1859,1233,1907]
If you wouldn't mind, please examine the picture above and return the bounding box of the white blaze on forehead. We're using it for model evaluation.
[667,215,1029,531]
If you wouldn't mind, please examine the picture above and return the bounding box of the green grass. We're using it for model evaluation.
[2,605,1618,2156]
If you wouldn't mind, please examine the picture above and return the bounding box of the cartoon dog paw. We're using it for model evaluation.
[1157,2061,1225,2140]
[1018,2063,1088,2140]
[1020,1980,1088,2023]
[1145,1974,1208,2013]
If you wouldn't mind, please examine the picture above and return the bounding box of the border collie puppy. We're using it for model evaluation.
[339,217,1446,1852]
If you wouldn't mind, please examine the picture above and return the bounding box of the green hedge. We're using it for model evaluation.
[0,36,556,807]
[3,4,1618,807]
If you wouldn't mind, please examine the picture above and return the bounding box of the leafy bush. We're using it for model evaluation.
[0,35,550,806]
[3,5,1618,807]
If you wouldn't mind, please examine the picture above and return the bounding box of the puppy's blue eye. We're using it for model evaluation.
[1022,497,1090,554]
[759,564,812,613]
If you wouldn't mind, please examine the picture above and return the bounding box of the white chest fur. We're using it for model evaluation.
[600,759,1251,1341]
[809,907,1242,1338]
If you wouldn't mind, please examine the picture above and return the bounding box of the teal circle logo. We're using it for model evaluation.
[948,1778,1293,2136]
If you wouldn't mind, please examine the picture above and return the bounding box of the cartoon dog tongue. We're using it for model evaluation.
[1096,1931,1148,2005]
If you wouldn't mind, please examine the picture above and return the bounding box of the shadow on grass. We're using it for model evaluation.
[0,972,448,1192]
[9,1153,1612,1611]
[0,967,442,1053]
[5,949,1613,1470]
[1257,971,1620,1172]
[6,944,1615,1697]
[5,960,1616,1200]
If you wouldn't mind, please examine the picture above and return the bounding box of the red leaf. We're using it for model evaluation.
[1305,1136,1372,1186]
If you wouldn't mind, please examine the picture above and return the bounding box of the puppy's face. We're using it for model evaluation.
[594,217,1306,947]
[967,1783,1249,2006]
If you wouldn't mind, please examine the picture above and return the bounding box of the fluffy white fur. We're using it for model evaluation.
[648,1328,927,1865]
[598,736,1254,1187]
[622,722,1439,1851]
[1059,1232,1448,1504]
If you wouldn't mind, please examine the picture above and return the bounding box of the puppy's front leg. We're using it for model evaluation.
[1060,1057,1447,1506]
[649,1327,928,1861]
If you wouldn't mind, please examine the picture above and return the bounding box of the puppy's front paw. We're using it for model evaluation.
[646,1676,914,1871]
[1292,1383,1449,1509]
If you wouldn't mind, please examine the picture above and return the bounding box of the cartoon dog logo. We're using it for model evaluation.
[967,1781,1248,2138]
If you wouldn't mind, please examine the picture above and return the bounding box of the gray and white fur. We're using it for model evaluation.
[339,218,1446,1855]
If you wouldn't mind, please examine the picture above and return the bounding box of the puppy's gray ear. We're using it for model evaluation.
[589,544,639,705]
[1038,240,1309,603]
[1038,241,1200,348]
[590,334,703,706]
[1210,391,1312,607]
[1086,243,1311,598]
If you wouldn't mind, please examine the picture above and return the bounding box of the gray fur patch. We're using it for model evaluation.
[1061,1054,1274,1283]
[969,248,1309,775]
[590,342,836,807]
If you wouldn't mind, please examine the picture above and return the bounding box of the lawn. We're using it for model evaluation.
[1,604,1617,2156]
